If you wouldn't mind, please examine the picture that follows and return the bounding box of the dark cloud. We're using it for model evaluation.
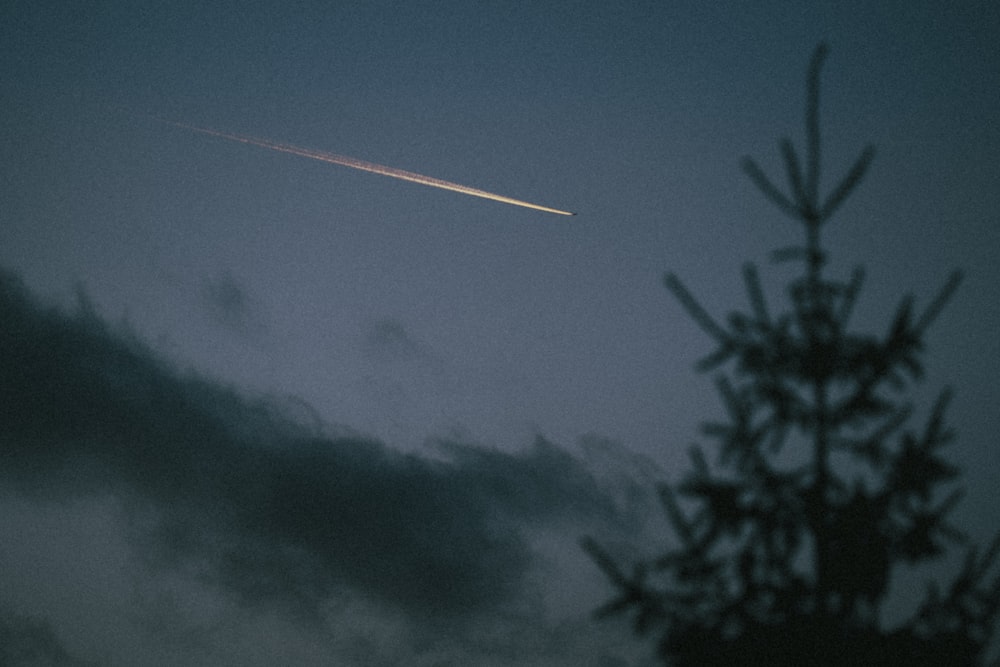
[200,271,259,334]
[0,612,97,667]
[362,319,428,364]
[0,267,629,624]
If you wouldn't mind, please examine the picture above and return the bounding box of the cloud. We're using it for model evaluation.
[0,266,642,642]
[199,271,263,336]
[362,318,431,364]
[0,612,98,667]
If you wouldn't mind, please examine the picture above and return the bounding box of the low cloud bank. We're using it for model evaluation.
[0,268,639,627]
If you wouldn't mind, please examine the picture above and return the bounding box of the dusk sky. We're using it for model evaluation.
[2,2,999,665]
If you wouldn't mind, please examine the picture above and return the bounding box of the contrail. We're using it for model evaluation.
[157,118,575,216]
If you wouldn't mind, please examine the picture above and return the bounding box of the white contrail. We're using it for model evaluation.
[158,118,575,216]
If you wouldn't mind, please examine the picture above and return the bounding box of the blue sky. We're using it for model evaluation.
[2,1,998,664]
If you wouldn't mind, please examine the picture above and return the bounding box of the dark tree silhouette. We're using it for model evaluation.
[583,44,1000,666]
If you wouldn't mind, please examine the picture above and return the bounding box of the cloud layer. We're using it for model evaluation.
[0,267,651,663]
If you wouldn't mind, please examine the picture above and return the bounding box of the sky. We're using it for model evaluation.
[2,1,999,665]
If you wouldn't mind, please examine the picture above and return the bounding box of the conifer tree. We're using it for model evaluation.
[584,44,1000,666]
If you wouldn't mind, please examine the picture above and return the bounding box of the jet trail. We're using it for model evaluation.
[158,119,575,216]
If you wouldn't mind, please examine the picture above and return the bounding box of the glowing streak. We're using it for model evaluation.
[159,119,575,216]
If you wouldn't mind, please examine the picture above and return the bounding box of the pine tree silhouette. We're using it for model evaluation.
[583,44,1000,666]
